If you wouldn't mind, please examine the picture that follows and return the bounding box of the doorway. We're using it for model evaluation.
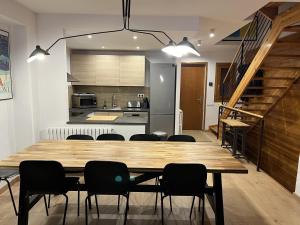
[180,63,207,130]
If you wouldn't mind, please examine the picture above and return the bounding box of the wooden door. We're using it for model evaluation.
[180,64,206,130]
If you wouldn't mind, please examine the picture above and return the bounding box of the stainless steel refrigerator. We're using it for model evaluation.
[150,63,176,136]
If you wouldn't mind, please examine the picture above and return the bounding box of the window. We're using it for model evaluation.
[214,63,231,102]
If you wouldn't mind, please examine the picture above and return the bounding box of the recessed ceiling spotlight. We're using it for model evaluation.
[133,35,138,40]
[88,35,93,39]
[136,46,140,50]
[101,46,105,49]
[209,29,215,38]
[197,40,202,47]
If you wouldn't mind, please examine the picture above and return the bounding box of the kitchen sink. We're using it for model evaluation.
[104,107,122,110]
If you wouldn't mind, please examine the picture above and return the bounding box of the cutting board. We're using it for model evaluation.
[86,115,118,121]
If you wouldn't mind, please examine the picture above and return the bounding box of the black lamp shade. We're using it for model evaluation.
[27,45,49,63]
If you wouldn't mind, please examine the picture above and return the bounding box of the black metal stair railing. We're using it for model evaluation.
[221,11,273,105]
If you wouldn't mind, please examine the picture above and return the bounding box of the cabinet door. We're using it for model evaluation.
[70,54,96,85]
[119,56,145,86]
[95,55,120,86]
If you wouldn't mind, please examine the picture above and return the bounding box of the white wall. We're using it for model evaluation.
[0,0,37,159]
[35,15,69,132]
[175,48,237,132]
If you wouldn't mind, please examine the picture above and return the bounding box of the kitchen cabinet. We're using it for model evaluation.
[119,56,145,86]
[71,54,96,85]
[95,55,120,86]
[71,54,145,86]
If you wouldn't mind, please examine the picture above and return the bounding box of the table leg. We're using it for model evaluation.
[233,128,238,156]
[213,173,224,225]
[221,123,226,146]
[18,181,29,225]
[242,129,247,159]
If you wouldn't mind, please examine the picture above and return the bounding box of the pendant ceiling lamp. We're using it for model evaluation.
[176,37,200,56]
[27,0,200,63]
[27,45,50,63]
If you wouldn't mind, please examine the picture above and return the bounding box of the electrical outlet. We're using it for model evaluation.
[137,93,144,98]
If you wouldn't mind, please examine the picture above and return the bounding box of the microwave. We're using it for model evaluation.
[72,93,97,108]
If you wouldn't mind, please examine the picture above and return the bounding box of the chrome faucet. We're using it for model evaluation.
[112,94,117,108]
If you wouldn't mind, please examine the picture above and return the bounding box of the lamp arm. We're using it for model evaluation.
[123,0,174,43]
[127,29,166,45]
[45,28,125,52]
[130,29,174,43]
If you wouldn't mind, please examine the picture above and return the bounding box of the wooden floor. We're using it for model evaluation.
[0,132,300,225]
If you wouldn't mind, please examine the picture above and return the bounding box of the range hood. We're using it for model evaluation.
[67,73,79,82]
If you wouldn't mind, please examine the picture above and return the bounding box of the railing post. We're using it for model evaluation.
[256,119,264,171]
[221,82,224,105]
[217,106,222,139]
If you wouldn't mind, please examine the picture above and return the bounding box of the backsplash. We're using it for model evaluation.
[72,86,150,108]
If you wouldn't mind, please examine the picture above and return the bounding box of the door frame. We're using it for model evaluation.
[180,62,208,130]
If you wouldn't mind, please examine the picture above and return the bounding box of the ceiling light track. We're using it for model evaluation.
[28,0,200,63]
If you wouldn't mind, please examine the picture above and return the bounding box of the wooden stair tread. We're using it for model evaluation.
[242,108,265,111]
[252,77,295,80]
[283,25,300,32]
[261,66,300,71]
[242,95,279,98]
[268,54,300,58]
[246,86,288,89]
[275,41,300,46]
[209,125,218,137]
[243,102,272,105]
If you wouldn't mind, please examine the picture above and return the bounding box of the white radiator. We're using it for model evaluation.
[46,127,115,140]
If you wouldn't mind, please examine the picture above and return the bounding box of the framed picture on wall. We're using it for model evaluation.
[0,29,12,100]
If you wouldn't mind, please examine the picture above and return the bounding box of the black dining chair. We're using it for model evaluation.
[129,134,160,141]
[0,168,19,216]
[130,133,161,210]
[66,134,94,140]
[97,133,125,141]
[96,133,125,210]
[84,161,130,225]
[154,134,196,212]
[62,134,94,214]
[167,135,196,142]
[19,160,80,225]
[160,163,207,225]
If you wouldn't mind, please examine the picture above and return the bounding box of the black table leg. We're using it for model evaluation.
[213,173,224,225]
[221,122,226,146]
[233,128,238,156]
[18,181,29,225]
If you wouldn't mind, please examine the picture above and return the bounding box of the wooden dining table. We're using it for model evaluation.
[0,140,248,225]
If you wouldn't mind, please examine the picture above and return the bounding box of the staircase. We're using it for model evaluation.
[220,4,300,125]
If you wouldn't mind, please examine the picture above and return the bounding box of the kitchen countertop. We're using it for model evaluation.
[68,107,149,125]
[70,107,150,113]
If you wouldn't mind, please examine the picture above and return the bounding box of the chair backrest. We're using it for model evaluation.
[162,163,207,196]
[129,134,161,141]
[97,133,125,141]
[84,161,130,195]
[167,135,196,142]
[66,134,94,140]
[19,160,66,194]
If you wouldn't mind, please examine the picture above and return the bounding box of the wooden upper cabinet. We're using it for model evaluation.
[71,54,145,86]
[119,56,145,86]
[70,54,96,85]
[95,55,120,86]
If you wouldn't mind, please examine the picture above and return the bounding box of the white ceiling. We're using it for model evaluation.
[14,0,289,19]
[14,0,300,52]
